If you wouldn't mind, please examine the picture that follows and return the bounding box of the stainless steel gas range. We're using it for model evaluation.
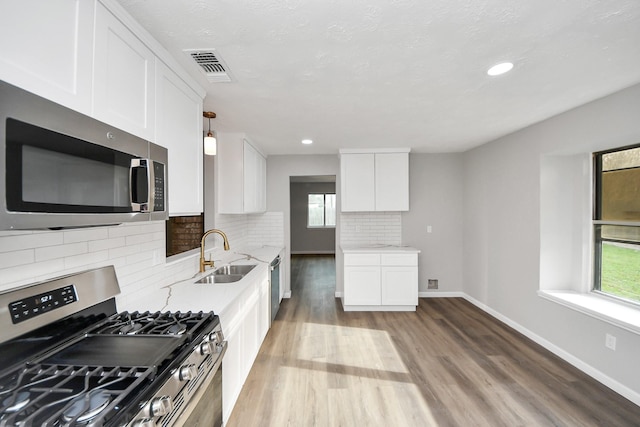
[0,266,226,427]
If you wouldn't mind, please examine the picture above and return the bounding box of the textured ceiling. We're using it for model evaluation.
[117,0,640,155]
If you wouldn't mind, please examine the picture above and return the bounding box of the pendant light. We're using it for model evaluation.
[203,111,217,156]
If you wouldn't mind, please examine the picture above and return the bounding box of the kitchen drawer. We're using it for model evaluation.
[381,253,418,266]
[344,253,381,266]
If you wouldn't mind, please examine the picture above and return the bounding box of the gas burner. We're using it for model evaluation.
[119,322,144,335]
[2,391,30,413]
[62,390,111,423]
[166,323,186,335]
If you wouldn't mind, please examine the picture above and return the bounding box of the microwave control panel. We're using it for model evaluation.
[153,161,165,212]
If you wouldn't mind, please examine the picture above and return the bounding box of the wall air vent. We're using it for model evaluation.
[183,49,232,83]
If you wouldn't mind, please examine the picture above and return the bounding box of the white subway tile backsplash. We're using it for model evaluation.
[0,232,62,253]
[88,237,126,252]
[339,212,402,245]
[1,212,286,304]
[0,249,34,269]
[35,242,88,262]
[64,250,109,270]
[63,228,109,244]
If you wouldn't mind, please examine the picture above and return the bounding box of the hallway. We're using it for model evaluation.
[226,255,640,426]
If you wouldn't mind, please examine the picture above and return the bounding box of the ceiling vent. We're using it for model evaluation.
[184,49,232,83]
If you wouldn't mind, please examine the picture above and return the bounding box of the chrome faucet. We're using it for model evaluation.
[199,229,230,272]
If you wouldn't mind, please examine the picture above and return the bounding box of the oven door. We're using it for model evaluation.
[170,342,226,427]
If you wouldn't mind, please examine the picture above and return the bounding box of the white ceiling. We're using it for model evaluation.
[117,0,640,155]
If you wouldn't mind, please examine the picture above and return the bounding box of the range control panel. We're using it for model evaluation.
[9,285,77,324]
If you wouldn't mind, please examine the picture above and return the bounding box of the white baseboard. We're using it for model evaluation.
[284,291,291,298]
[335,291,343,298]
[461,293,640,406]
[419,291,465,298]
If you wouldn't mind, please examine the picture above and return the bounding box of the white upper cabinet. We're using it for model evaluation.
[340,149,410,212]
[243,142,267,213]
[0,0,94,113]
[93,2,156,141]
[340,153,375,212]
[217,134,267,214]
[375,152,409,211]
[155,61,203,216]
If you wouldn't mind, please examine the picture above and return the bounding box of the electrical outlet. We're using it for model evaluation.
[427,225,432,233]
[605,333,617,351]
[427,279,438,289]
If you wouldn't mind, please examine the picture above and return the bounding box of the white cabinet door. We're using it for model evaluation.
[242,140,267,213]
[243,292,260,377]
[93,3,155,140]
[156,61,203,215]
[257,151,267,211]
[344,266,381,305]
[375,152,409,211]
[381,266,418,306]
[340,153,375,212]
[217,134,267,214]
[243,141,259,213]
[222,321,242,422]
[0,0,94,113]
[258,276,270,342]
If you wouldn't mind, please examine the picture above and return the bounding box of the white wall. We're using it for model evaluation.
[463,83,640,399]
[266,155,340,296]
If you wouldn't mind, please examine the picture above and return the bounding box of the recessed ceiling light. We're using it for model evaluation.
[487,62,514,76]
[301,139,313,145]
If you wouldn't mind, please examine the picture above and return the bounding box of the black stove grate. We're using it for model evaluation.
[0,363,154,427]
[91,311,214,337]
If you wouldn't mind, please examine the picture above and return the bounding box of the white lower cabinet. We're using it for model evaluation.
[222,268,271,423]
[343,251,419,311]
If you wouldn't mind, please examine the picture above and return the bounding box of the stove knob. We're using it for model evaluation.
[150,395,173,417]
[132,418,154,427]
[178,363,198,381]
[200,341,214,355]
[209,330,224,344]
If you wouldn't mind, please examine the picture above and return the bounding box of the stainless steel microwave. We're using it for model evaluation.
[0,81,168,230]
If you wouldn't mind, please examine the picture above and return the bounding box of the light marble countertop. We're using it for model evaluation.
[341,244,421,253]
[124,245,282,326]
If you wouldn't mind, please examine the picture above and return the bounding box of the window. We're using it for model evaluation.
[308,193,336,227]
[594,145,640,304]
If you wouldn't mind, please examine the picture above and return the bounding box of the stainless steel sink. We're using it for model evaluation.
[195,264,257,284]
[213,264,256,276]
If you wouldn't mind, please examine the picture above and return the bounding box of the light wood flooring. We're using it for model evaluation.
[226,255,640,426]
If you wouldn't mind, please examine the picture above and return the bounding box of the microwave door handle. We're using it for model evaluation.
[130,159,150,212]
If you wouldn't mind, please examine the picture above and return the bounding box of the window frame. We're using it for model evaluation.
[307,193,336,229]
[592,143,640,306]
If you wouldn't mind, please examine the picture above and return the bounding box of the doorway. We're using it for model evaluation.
[289,176,336,255]
[289,175,337,292]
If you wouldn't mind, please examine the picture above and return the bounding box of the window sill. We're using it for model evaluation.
[539,290,640,335]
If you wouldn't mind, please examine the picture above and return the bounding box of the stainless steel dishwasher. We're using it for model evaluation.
[270,255,282,324]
